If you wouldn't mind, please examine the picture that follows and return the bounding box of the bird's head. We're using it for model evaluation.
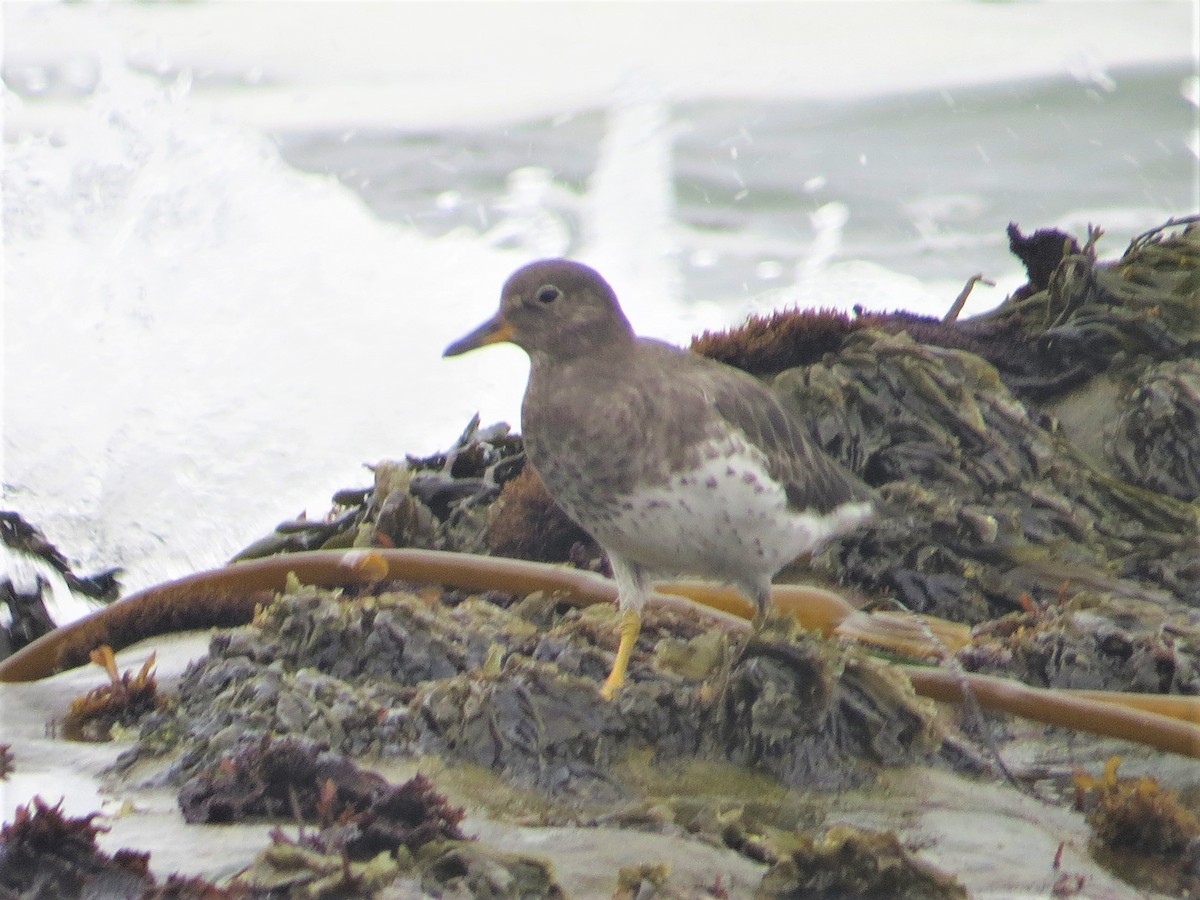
[443,259,634,364]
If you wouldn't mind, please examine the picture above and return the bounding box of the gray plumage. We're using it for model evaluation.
[446,258,875,616]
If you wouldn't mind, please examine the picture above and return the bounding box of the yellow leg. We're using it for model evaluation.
[600,609,642,700]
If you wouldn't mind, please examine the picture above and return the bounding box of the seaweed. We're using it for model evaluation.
[219,218,1200,678]
[1074,756,1200,856]
[418,842,564,899]
[143,875,246,899]
[692,307,862,377]
[173,734,572,897]
[233,415,527,561]
[1073,756,1200,896]
[1005,223,1082,295]
[0,797,154,900]
[177,734,465,860]
[775,321,1199,625]
[231,834,400,897]
[1108,358,1200,502]
[0,576,57,659]
[61,645,162,742]
[0,511,121,660]
[493,220,1200,636]
[0,511,121,601]
[756,825,967,899]
[959,590,1197,694]
[0,791,237,897]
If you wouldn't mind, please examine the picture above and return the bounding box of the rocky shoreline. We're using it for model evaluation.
[2,217,1198,897]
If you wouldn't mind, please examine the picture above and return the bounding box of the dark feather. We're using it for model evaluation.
[705,363,876,514]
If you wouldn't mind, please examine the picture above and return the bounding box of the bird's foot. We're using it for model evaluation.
[600,608,642,701]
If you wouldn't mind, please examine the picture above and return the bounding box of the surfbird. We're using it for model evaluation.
[444,259,876,698]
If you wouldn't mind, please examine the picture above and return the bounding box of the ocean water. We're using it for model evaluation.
[2,1,1197,596]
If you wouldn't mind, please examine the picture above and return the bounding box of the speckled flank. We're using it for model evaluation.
[571,436,873,611]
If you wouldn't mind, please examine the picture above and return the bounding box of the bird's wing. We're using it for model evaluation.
[704,363,876,514]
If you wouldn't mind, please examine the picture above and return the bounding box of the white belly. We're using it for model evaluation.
[579,438,872,584]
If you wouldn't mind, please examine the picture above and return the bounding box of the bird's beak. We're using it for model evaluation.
[443,314,515,357]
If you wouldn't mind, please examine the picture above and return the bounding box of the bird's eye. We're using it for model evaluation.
[535,285,561,304]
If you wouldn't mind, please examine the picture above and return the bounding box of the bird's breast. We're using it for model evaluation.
[521,360,706,507]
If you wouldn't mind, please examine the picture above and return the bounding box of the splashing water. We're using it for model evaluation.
[4,67,534,589]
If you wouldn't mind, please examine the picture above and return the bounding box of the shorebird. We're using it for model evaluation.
[445,259,875,698]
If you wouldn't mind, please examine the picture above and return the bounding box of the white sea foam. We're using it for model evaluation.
[4,64,532,588]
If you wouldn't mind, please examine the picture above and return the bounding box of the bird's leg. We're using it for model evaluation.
[601,608,642,701]
[601,555,648,700]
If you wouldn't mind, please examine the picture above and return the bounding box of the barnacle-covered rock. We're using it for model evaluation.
[135,586,940,805]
